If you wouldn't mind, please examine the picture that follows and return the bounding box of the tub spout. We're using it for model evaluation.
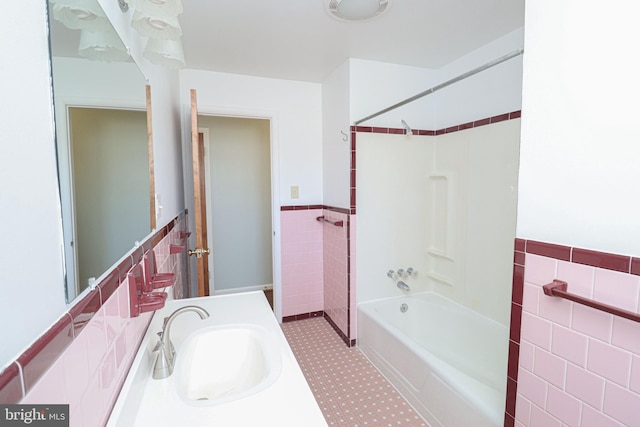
[397,281,410,292]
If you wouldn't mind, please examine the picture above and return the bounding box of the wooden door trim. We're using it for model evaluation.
[146,85,156,230]
[191,89,209,296]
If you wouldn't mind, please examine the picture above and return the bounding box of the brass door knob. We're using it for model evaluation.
[188,248,210,258]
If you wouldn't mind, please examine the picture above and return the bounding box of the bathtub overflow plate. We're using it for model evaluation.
[400,303,408,313]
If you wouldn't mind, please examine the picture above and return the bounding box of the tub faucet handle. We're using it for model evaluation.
[387,270,397,280]
[397,268,405,278]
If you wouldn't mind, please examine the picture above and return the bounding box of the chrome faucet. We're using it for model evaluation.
[397,281,411,292]
[153,305,210,379]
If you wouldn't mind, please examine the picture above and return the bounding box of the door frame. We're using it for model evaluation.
[194,106,282,322]
[56,95,152,301]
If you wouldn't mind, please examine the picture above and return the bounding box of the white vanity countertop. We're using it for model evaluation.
[107,292,327,427]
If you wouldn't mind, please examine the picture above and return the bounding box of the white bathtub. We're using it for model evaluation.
[357,292,508,427]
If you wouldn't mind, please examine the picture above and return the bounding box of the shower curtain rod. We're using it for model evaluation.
[353,48,524,125]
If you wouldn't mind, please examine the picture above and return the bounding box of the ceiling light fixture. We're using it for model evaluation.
[326,0,391,22]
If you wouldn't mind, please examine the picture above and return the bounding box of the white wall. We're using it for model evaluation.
[143,67,184,224]
[179,69,322,307]
[433,27,524,129]
[350,59,439,129]
[349,28,524,131]
[0,1,67,369]
[322,61,351,209]
[517,1,640,256]
[180,70,323,207]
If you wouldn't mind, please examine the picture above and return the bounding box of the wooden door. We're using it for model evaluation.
[190,89,210,296]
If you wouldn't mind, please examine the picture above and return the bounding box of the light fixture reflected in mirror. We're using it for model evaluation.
[52,0,110,31]
[78,27,130,62]
[143,37,185,69]
[51,0,131,63]
[131,10,182,40]
[127,0,186,68]
[127,0,183,17]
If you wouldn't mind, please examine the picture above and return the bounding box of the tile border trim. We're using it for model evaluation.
[282,311,356,348]
[522,239,639,274]
[352,110,521,136]
[280,204,350,214]
[350,110,522,216]
[504,238,639,426]
[0,212,186,403]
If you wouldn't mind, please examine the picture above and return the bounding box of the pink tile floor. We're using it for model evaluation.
[281,317,429,427]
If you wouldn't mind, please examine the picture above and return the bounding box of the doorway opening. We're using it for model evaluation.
[64,107,150,297]
[198,115,274,309]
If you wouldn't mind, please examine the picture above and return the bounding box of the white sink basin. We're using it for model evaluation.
[174,324,282,406]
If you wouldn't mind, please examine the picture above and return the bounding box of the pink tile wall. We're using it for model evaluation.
[280,206,356,346]
[323,210,349,338]
[349,215,357,339]
[0,214,188,426]
[22,286,153,427]
[280,208,324,318]
[516,253,640,427]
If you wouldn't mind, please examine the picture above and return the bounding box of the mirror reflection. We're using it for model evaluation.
[47,0,151,302]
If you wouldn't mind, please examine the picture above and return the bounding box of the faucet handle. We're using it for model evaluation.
[387,270,397,280]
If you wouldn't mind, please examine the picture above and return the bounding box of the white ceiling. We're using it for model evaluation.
[179,0,525,83]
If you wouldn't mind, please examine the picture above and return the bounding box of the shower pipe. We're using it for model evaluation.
[353,48,525,125]
[316,216,344,227]
[543,280,640,323]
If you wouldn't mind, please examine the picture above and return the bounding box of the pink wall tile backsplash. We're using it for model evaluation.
[280,205,355,346]
[551,324,588,367]
[513,240,640,427]
[0,214,188,427]
[323,209,349,340]
[280,208,324,318]
[593,269,640,313]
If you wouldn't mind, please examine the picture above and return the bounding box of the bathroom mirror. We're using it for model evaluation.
[47,0,152,302]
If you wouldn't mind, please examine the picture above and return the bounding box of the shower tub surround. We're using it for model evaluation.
[358,292,508,427]
[0,213,188,427]
[354,111,521,426]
